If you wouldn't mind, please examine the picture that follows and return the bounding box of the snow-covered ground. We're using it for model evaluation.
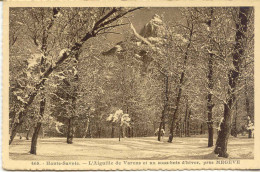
[9,135,253,160]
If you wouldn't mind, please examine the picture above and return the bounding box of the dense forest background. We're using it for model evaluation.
[9,7,254,158]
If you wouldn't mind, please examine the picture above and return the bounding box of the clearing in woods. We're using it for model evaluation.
[9,135,253,160]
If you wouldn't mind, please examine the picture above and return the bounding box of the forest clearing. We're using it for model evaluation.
[10,135,253,160]
[8,6,254,161]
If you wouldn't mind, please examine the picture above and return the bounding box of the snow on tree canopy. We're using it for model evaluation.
[115,109,123,116]
[54,11,62,18]
[106,109,131,126]
[121,114,131,126]
[55,121,64,134]
[172,33,188,44]
[247,116,254,130]
[59,48,69,57]
[27,53,43,69]
[247,122,254,130]
[106,114,114,121]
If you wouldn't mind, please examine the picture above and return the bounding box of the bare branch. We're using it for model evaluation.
[95,23,129,35]
[98,7,143,29]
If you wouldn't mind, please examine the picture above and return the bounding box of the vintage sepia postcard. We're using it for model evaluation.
[2,0,260,170]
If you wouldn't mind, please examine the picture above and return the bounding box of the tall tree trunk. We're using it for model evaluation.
[128,126,131,138]
[207,120,214,146]
[187,109,191,137]
[245,81,252,138]
[111,122,115,138]
[119,125,121,142]
[121,126,125,138]
[9,111,15,134]
[179,120,182,137]
[9,111,17,142]
[214,7,249,158]
[26,128,31,140]
[88,126,92,138]
[231,101,238,137]
[162,121,166,131]
[42,127,45,138]
[158,122,163,141]
[248,123,252,138]
[66,80,78,142]
[83,118,90,138]
[158,75,168,141]
[98,125,101,138]
[214,104,232,158]
[67,117,74,144]
[30,123,42,155]
[29,21,50,150]
[9,122,22,145]
[168,79,182,142]
[206,7,215,147]
[30,97,46,155]
[184,103,188,137]
[65,47,79,142]
[182,123,185,136]
[168,24,193,142]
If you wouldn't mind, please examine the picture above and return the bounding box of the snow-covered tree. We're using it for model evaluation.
[107,109,131,141]
[214,7,253,158]
[9,7,142,152]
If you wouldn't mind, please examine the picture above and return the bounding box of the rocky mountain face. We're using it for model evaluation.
[102,14,168,73]
[103,14,167,55]
[140,14,167,38]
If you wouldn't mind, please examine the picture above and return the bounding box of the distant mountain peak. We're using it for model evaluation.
[150,14,163,24]
[140,14,166,38]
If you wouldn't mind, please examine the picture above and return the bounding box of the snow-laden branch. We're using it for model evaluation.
[130,23,155,49]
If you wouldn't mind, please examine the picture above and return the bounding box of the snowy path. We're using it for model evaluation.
[9,136,254,160]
